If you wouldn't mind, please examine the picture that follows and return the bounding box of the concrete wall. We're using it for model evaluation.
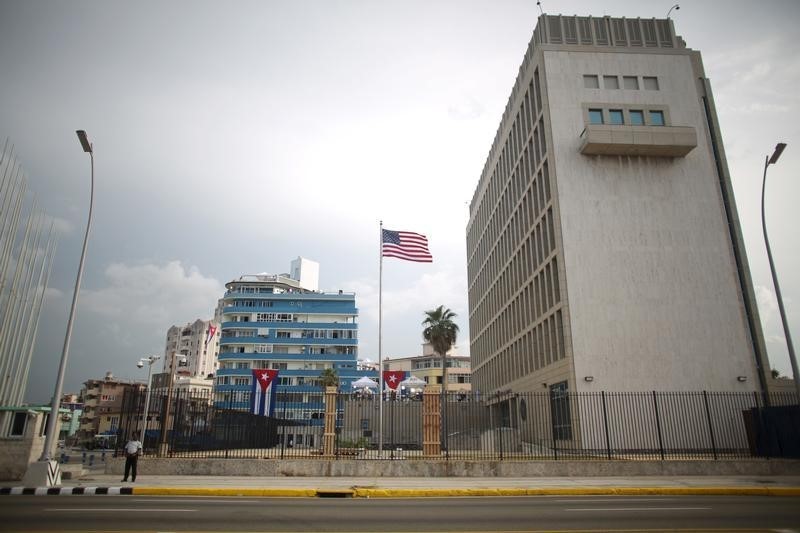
[0,412,45,481]
[104,457,800,477]
[544,48,758,393]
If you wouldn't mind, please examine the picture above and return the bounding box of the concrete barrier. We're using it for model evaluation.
[104,458,800,477]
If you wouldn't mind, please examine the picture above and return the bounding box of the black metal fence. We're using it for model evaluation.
[115,388,799,460]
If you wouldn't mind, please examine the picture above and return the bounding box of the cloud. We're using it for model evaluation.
[81,260,224,332]
[447,94,485,120]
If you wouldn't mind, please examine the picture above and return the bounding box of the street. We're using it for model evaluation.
[0,495,798,532]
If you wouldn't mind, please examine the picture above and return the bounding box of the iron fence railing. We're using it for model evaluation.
[114,388,799,460]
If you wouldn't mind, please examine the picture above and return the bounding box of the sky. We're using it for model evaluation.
[0,0,798,403]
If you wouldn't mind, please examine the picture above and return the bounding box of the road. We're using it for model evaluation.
[0,495,798,532]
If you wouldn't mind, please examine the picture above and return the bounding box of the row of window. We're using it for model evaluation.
[588,108,665,126]
[583,74,659,91]
[473,309,566,394]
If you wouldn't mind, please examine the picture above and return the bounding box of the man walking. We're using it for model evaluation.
[121,431,143,483]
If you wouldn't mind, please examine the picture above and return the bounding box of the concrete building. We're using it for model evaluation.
[163,318,220,379]
[77,372,142,446]
[466,14,767,399]
[384,343,472,393]
[214,258,373,448]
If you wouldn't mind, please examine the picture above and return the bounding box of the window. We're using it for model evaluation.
[629,110,645,125]
[649,110,665,126]
[9,412,26,436]
[550,381,573,440]
[588,109,604,124]
[583,75,599,89]
[609,109,624,125]
[643,76,659,90]
[603,75,619,89]
[623,76,639,90]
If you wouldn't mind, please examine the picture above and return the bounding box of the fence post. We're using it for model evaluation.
[422,386,441,457]
[601,391,612,460]
[702,391,718,460]
[322,387,336,457]
[280,391,287,459]
[652,391,665,460]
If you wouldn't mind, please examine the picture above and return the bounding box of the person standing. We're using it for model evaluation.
[121,431,142,483]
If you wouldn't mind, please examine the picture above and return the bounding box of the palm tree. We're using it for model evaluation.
[319,368,339,389]
[422,305,459,452]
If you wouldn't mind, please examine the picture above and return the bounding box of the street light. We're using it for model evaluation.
[761,142,800,402]
[666,4,680,18]
[159,351,187,456]
[39,130,95,464]
[137,355,160,448]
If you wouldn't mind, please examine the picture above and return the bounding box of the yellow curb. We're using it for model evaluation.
[351,486,800,498]
[126,486,800,498]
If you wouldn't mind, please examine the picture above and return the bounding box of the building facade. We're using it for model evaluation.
[214,258,372,434]
[466,15,767,399]
[77,372,142,446]
[384,343,472,393]
[163,318,220,379]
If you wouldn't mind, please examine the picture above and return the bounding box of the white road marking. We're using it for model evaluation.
[45,508,195,512]
[555,498,675,502]
[566,506,711,511]
[133,498,266,503]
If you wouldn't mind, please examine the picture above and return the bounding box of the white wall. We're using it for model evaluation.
[544,49,758,392]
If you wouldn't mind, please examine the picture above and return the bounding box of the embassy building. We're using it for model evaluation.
[466,15,768,398]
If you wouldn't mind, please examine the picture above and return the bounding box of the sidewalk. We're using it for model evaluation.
[4,474,800,497]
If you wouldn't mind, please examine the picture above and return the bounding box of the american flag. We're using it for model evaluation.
[382,229,433,263]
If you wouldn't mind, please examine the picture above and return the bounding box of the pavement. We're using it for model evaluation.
[3,474,800,497]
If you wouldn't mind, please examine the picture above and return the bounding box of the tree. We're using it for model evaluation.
[319,368,339,388]
[422,305,459,452]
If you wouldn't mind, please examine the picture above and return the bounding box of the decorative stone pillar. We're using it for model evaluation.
[322,386,337,456]
[422,386,441,457]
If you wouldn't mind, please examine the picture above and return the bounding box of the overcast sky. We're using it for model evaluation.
[1,0,798,403]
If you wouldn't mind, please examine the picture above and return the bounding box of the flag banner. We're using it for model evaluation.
[381,229,433,262]
[205,324,217,347]
[250,369,279,416]
[382,370,407,390]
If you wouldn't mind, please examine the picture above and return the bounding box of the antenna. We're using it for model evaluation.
[666,4,680,18]
[536,1,543,15]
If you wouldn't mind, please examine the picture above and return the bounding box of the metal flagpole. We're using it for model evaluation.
[378,221,384,455]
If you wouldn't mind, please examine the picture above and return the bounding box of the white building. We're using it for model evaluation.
[466,14,768,397]
[164,319,220,379]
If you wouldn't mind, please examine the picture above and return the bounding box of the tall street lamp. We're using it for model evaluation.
[761,142,800,402]
[159,351,187,456]
[137,355,160,448]
[39,131,95,465]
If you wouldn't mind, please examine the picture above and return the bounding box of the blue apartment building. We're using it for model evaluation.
[213,259,373,446]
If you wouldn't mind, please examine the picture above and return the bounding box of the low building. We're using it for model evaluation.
[384,343,472,394]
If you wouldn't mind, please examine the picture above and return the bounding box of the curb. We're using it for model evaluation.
[2,486,799,497]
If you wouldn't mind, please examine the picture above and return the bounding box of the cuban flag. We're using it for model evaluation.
[250,369,279,416]
[205,324,217,348]
[382,370,406,390]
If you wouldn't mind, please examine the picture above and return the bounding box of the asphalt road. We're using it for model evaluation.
[0,495,798,532]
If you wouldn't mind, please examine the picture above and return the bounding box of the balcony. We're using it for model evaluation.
[579,124,697,157]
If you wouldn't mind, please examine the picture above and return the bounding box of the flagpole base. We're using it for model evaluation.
[22,460,61,487]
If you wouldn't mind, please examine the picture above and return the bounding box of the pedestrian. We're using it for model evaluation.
[121,431,142,483]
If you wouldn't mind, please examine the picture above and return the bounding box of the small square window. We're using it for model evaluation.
[583,75,599,89]
[629,110,645,125]
[623,76,639,90]
[643,76,659,90]
[603,75,619,89]
[609,110,624,125]
[649,110,665,126]
[588,109,604,124]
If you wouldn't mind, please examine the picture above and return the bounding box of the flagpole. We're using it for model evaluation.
[378,220,384,456]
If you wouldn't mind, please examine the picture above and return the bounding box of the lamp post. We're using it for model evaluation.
[761,142,800,402]
[666,4,680,18]
[137,355,160,448]
[39,130,95,464]
[158,351,186,456]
